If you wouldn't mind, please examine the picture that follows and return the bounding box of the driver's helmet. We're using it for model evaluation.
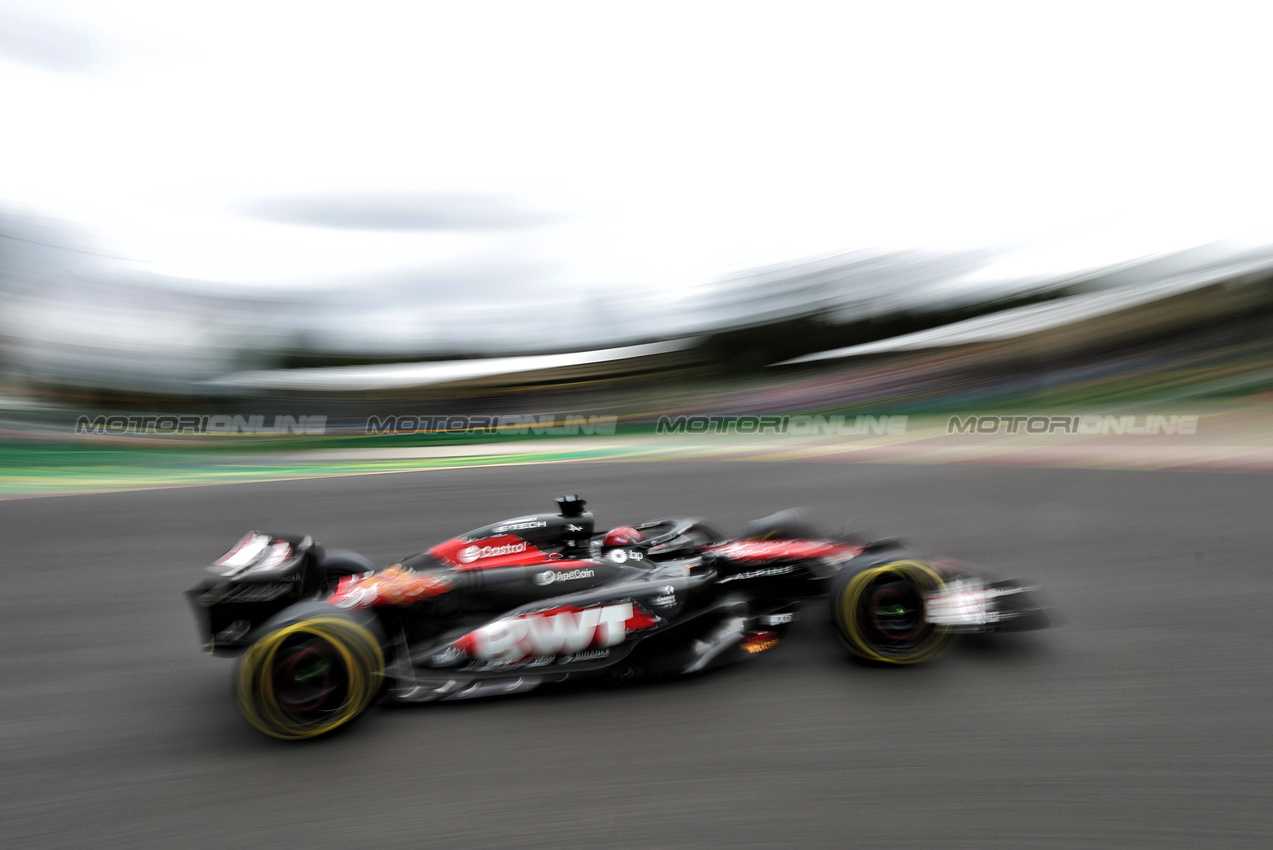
[602,526,642,548]
[600,526,642,564]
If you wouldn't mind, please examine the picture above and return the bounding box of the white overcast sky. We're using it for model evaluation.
[3,0,1272,301]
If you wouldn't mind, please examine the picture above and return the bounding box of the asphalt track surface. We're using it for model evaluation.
[2,461,1270,849]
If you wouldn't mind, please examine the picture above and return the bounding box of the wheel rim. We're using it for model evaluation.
[866,582,924,641]
[270,635,351,718]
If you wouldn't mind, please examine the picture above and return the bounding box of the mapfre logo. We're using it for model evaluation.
[458,541,528,563]
[458,603,656,662]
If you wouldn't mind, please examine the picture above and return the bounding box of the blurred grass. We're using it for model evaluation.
[0,441,639,496]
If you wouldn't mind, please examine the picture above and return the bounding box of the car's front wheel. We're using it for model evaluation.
[831,559,950,664]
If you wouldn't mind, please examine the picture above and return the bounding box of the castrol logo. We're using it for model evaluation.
[458,541,528,563]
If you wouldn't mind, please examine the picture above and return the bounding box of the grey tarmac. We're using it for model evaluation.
[1,461,1269,849]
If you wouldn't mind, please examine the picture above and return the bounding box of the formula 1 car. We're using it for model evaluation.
[187,495,1047,739]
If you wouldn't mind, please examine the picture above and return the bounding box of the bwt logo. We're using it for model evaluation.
[947,415,1199,436]
[460,603,637,661]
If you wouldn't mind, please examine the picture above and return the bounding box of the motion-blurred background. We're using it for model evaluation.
[2,1,1271,485]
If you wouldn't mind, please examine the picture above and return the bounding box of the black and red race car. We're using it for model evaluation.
[187,495,1047,740]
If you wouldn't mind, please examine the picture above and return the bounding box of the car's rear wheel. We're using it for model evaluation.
[831,560,950,664]
[236,616,384,740]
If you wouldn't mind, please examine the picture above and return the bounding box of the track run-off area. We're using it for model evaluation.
[1,461,1270,848]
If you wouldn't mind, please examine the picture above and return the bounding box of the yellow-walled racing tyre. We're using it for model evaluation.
[831,559,951,664]
[236,610,384,740]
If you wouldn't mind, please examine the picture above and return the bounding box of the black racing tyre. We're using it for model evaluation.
[830,559,950,664]
[317,548,377,593]
[236,615,384,740]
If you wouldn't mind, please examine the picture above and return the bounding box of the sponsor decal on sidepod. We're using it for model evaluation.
[458,541,528,563]
[533,567,596,586]
[456,603,658,662]
[718,565,795,583]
